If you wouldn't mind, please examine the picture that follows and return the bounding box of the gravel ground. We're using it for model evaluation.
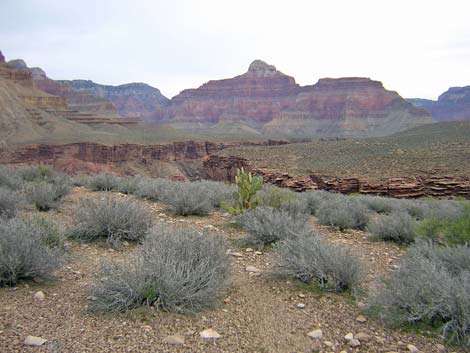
[0,189,463,353]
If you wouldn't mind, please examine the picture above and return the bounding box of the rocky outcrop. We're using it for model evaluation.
[202,155,470,198]
[409,86,470,121]
[152,60,431,137]
[60,80,169,118]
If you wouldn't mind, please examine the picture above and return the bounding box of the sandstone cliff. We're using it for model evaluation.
[408,86,470,121]
[155,60,431,137]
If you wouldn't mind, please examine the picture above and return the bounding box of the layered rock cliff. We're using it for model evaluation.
[60,80,169,118]
[408,86,470,121]
[155,60,431,137]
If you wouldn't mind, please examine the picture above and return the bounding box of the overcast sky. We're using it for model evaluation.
[1,0,469,99]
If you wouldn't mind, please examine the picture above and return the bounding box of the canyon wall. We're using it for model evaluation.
[202,155,470,199]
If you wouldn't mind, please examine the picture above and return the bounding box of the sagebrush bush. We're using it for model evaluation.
[236,206,310,247]
[258,184,299,208]
[69,197,152,245]
[300,190,338,215]
[397,199,428,220]
[161,181,213,216]
[357,195,399,214]
[0,166,21,190]
[25,182,59,211]
[116,176,142,195]
[135,178,174,201]
[17,165,53,182]
[197,180,234,208]
[0,187,20,219]
[90,225,231,313]
[443,210,470,245]
[368,241,470,347]
[86,173,120,192]
[0,218,63,286]
[423,200,466,221]
[317,197,369,231]
[366,211,417,244]
[31,215,66,249]
[275,234,363,292]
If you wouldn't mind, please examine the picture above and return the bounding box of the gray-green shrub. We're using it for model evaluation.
[135,178,174,201]
[25,182,59,211]
[17,165,53,182]
[116,176,142,195]
[86,173,120,191]
[0,187,20,219]
[301,190,339,215]
[236,206,310,247]
[0,166,21,190]
[197,180,234,208]
[357,195,399,214]
[366,211,417,244]
[0,218,63,286]
[160,181,213,216]
[275,234,363,292]
[69,197,152,245]
[90,225,230,313]
[317,197,369,231]
[368,241,470,347]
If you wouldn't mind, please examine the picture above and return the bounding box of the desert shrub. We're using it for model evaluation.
[197,180,234,208]
[71,175,90,187]
[116,176,142,195]
[0,218,63,286]
[423,200,466,221]
[366,211,417,244]
[86,173,120,192]
[90,225,230,313]
[0,187,20,219]
[415,218,447,242]
[275,234,363,292]
[301,190,340,215]
[49,173,72,199]
[258,184,298,208]
[25,182,59,211]
[135,177,174,201]
[221,167,263,215]
[69,197,152,245]
[357,195,399,214]
[368,241,470,347]
[17,165,53,182]
[396,199,428,220]
[161,181,213,216]
[443,210,470,245]
[0,166,21,190]
[236,206,310,247]
[317,197,369,231]
[31,216,66,249]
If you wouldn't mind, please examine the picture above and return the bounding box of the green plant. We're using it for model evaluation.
[160,181,213,216]
[86,173,120,192]
[443,209,470,245]
[222,167,263,215]
[18,165,54,182]
[317,197,369,231]
[89,224,230,313]
[275,234,363,292]
[0,187,20,219]
[31,216,66,249]
[415,218,447,242]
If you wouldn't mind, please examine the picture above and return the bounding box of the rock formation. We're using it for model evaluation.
[202,155,470,198]
[152,60,431,137]
[60,80,169,118]
[408,86,470,121]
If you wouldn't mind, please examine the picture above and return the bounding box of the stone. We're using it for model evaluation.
[298,293,306,298]
[307,329,323,339]
[435,344,446,353]
[355,332,370,342]
[356,315,367,323]
[24,336,47,346]
[33,291,45,302]
[163,335,185,345]
[200,329,221,339]
[344,332,354,341]
[348,339,361,347]
[296,303,306,309]
[323,341,334,347]
[230,252,243,258]
[407,344,419,353]
[245,266,261,273]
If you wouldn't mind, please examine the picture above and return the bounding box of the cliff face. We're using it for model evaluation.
[59,80,170,118]
[408,86,470,121]
[156,60,431,137]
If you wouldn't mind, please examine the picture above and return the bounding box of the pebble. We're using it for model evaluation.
[298,293,306,298]
[344,332,354,341]
[348,339,361,347]
[307,329,323,339]
[200,329,221,339]
[435,344,446,353]
[356,314,367,323]
[33,291,45,302]
[245,266,261,273]
[296,303,305,309]
[24,336,47,346]
[355,332,370,341]
[245,248,254,252]
[407,344,419,353]
[230,252,243,258]
[254,251,263,255]
[323,340,334,347]
[163,335,185,345]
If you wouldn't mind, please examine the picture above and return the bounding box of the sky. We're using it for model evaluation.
[1,0,469,100]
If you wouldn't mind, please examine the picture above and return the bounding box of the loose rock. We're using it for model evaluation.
[200,329,221,339]
[33,291,45,302]
[348,339,361,347]
[163,335,185,345]
[245,266,261,273]
[356,315,367,323]
[344,332,354,341]
[24,336,47,346]
[407,344,419,353]
[307,329,323,339]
